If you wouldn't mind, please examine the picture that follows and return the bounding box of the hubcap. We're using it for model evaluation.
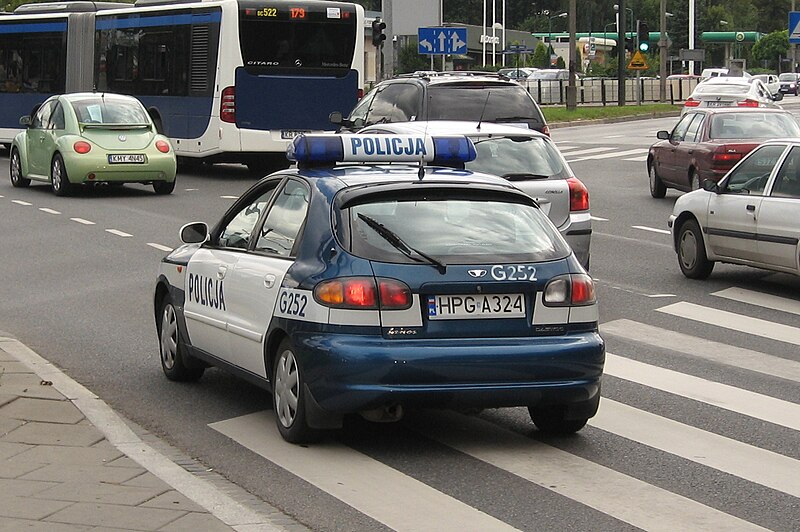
[52,160,62,190]
[680,229,698,269]
[274,349,299,428]
[11,153,19,183]
[160,304,178,370]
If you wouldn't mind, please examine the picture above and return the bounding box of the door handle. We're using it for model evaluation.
[264,274,276,289]
[746,204,756,212]
[217,265,228,279]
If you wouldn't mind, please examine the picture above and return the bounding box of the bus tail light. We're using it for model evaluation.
[73,141,91,154]
[220,86,236,123]
[567,177,589,212]
[543,274,596,306]
[155,140,170,153]
[314,277,412,309]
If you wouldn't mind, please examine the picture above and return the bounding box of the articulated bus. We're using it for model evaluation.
[0,0,365,172]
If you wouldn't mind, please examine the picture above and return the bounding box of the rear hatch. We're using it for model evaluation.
[80,126,155,151]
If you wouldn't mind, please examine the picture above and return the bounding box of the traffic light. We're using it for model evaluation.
[371,18,386,47]
[637,20,650,52]
[624,37,635,53]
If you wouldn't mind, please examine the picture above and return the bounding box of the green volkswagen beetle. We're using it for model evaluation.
[10,92,177,196]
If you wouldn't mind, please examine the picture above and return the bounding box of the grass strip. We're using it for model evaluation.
[543,103,680,123]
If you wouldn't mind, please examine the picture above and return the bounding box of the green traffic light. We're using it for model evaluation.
[639,42,649,52]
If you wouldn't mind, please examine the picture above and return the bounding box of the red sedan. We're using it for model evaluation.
[647,108,800,198]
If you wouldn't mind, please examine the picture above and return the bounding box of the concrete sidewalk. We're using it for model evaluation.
[0,337,301,531]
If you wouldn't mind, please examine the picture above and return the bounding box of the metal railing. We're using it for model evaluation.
[522,77,700,106]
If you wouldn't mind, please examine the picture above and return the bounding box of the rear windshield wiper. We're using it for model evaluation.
[494,116,536,121]
[357,213,446,274]
[502,173,550,181]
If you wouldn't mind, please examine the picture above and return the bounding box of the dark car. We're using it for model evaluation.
[647,108,800,197]
[331,71,549,135]
[779,73,800,96]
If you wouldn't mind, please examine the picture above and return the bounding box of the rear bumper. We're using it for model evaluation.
[293,331,605,414]
[65,153,176,183]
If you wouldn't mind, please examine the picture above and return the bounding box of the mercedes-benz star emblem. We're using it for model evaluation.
[468,269,487,278]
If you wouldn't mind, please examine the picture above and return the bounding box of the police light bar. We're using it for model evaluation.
[287,134,477,165]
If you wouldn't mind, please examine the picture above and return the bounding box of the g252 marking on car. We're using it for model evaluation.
[491,265,537,281]
[278,290,308,317]
[188,274,226,310]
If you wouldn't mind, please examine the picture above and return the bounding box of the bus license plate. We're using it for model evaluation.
[108,154,145,164]
[427,294,525,320]
[281,130,309,140]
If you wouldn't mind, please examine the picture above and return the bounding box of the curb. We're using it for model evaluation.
[548,110,682,129]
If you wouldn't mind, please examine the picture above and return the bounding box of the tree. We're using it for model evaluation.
[532,41,549,69]
[397,43,430,75]
[752,30,789,70]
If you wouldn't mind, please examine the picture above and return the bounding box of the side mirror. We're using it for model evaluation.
[701,179,719,193]
[19,116,31,127]
[773,92,784,101]
[180,222,209,244]
[329,111,343,125]
[657,130,670,140]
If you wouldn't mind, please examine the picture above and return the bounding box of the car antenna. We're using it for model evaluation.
[419,121,430,180]
[477,91,491,131]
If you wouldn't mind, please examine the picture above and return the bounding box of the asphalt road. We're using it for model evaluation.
[1,104,798,531]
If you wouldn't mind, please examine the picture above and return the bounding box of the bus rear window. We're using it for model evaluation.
[238,2,357,73]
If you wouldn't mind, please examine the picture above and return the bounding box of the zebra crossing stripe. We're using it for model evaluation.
[657,301,800,346]
[560,146,616,157]
[601,319,800,383]
[591,399,800,497]
[409,411,767,532]
[605,353,800,431]
[712,287,800,316]
[567,148,645,163]
[209,412,517,531]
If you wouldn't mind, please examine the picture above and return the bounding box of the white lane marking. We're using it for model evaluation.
[712,287,800,316]
[554,145,580,151]
[605,353,800,431]
[147,243,173,252]
[602,319,800,383]
[563,146,617,157]
[568,148,645,162]
[590,215,608,221]
[184,188,199,191]
[592,399,800,497]
[39,208,61,215]
[220,195,239,199]
[106,229,132,237]
[210,412,517,532]
[624,156,648,162]
[604,135,625,138]
[632,225,671,235]
[11,200,32,206]
[70,218,95,225]
[409,412,765,532]
[646,294,676,298]
[657,301,800,347]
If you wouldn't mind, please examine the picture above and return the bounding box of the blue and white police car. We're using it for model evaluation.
[154,134,604,443]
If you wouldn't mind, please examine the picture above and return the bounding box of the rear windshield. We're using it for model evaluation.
[709,113,800,139]
[779,74,798,81]
[426,84,543,125]
[71,98,149,124]
[694,83,749,95]
[465,136,568,179]
[238,1,357,73]
[342,197,570,264]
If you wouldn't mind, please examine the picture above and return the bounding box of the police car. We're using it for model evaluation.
[154,134,604,444]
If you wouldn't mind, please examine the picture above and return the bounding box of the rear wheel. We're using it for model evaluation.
[677,219,714,279]
[10,148,30,188]
[273,338,320,443]
[51,154,72,197]
[158,296,204,382]
[529,406,588,435]
[153,179,176,195]
[648,162,666,198]
[689,169,700,191]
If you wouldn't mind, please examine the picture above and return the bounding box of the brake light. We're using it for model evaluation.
[737,99,759,107]
[155,140,170,153]
[541,124,551,137]
[220,86,235,123]
[73,141,91,154]
[567,177,589,212]
[543,274,596,306]
[712,152,743,163]
[357,88,364,100]
[684,98,700,107]
[314,277,412,309]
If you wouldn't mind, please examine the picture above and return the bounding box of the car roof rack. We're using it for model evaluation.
[396,71,511,81]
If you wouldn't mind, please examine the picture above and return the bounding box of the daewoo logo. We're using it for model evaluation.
[468,269,487,278]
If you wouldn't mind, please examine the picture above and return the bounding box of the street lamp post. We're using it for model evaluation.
[720,20,731,67]
[548,12,567,65]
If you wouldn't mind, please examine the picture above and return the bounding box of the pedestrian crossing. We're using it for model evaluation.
[557,143,649,163]
[209,284,800,531]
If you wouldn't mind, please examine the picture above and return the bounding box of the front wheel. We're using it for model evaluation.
[529,406,588,435]
[10,148,30,188]
[648,162,666,198]
[51,154,72,196]
[273,339,320,444]
[677,219,714,279]
[158,296,205,382]
[153,179,176,195]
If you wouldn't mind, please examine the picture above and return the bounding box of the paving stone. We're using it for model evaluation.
[34,481,167,506]
[157,511,232,532]
[0,374,64,400]
[0,393,16,407]
[0,348,16,362]
[0,457,47,479]
[105,455,142,468]
[123,472,170,489]
[0,397,84,424]
[0,517,92,531]
[0,441,32,460]
[140,491,205,513]
[20,463,142,484]
[3,422,102,447]
[14,444,123,466]
[45,502,186,530]
[0,416,24,436]
[0,361,30,374]
[0,495,72,520]
[0,477,58,496]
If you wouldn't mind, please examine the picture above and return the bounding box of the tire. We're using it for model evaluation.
[153,179,176,195]
[529,406,588,435]
[273,338,320,443]
[689,169,700,191]
[648,161,666,198]
[10,148,30,188]
[677,219,714,279]
[158,296,205,382]
[51,154,73,197]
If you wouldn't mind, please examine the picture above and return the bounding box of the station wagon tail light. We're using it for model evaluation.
[684,98,700,107]
[737,99,759,107]
[220,86,236,123]
[543,274,596,307]
[567,177,589,212]
[73,141,91,154]
[155,140,170,153]
[314,277,411,309]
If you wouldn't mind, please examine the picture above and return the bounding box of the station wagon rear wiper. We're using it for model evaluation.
[357,213,446,274]
[502,173,550,180]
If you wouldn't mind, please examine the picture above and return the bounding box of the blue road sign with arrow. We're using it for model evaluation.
[790,12,800,44]
[418,27,468,55]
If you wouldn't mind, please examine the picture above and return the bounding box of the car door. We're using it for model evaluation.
[41,101,65,166]
[757,145,800,271]
[673,113,706,188]
[27,99,55,178]
[183,182,279,362]
[706,144,788,261]
[224,178,310,378]
[658,113,696,183]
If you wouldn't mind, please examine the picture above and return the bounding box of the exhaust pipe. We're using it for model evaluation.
[359,404,404,423]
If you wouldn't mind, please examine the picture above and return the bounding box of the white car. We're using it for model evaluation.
[683,76,783,114]
[750,74,781,96]
[668,139,800,279]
